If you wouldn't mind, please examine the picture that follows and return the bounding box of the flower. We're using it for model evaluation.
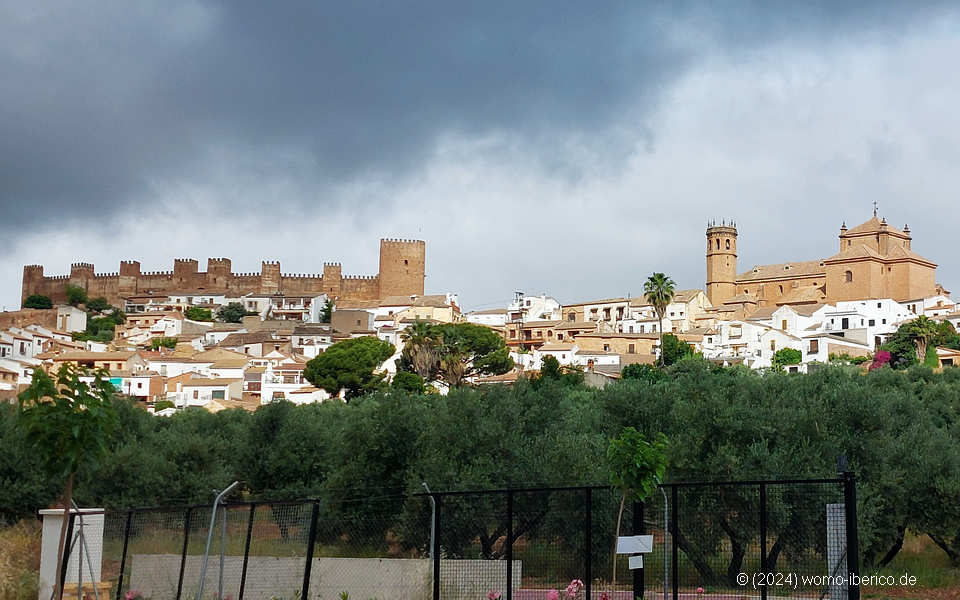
[565,579,584,598]
[488,591,502,600]
[546,590,560,600]
[696,587,705,598]
[599,594,610,600]
[124,591,144,600]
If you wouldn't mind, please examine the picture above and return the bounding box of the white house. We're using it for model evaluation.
[509,293,562,323]
[802,332,872,365]
[466,308,509,327]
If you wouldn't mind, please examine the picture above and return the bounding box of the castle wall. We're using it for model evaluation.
[21,240,424,308]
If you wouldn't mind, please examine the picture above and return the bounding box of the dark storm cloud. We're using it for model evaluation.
[0,1,954,235]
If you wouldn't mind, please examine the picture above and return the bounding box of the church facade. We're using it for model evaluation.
[705,214,939,308]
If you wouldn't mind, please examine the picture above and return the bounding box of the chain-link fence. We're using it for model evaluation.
[55,475,858,600]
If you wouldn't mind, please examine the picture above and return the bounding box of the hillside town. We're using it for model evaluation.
[2,212,958,412]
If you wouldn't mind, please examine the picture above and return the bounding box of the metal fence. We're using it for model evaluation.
[57,475,859,600]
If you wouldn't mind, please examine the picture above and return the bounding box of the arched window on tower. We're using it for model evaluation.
[778,285,783,294]
[725,239,730,250]
[716,239,720,250]
[845,270,853,283]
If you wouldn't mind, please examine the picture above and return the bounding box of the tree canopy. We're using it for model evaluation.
[23,294,52,309]
[304,336,396,400]
[217,302,254,323]
[65,284,88,307]
[185,306,214,322]
[397,321,513,387]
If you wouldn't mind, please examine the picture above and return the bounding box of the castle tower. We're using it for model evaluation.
[119,260,141,297]
[322,263,342,298]
[378,239,425,298]
[706,222,738,306]
[21,265,44,306]
[260,261,281,294]
[207,258,232,288]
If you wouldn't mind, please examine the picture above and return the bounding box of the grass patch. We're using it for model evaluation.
[0,520,41,600]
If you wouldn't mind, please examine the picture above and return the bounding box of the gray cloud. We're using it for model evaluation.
[2,1,959,309]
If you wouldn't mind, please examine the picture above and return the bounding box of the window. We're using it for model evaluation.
[404,259,408,265]
[510,330,516,339]
[707,337,713,344]
[670,311,675,317]
[568,312,575,322]
[212,390,225,400]
[725,239,730,249]
[781,320,787,330]
[652,324,658,332]
[548,331,553,338]
[877,303,882,308]
[869,319,876,326]
[778,285,783,294]
[603,344,610,351]
[356,319,361,326]
[860,319,864,326]
[882,319,887,324]
[770,340,776,351]
[193,390,199,399]
[628,326,634,333]
[536,331,542,338]
[716,239,720,250]
[558,333,563,340]
[628,343,636,353]
[845,270,853,283]
[809,339,819,353]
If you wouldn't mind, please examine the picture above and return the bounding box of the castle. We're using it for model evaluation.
[21,239,425,307]
[706,212,939,308]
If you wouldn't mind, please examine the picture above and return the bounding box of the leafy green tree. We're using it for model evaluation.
[65,285,88,307]
[607,427,668,587]
[880,327,919,369]
[150,337,178,350]
[661,333,693,366]
[23,294,53,309]
[539,354,562,379]
[643,273,676,366]
[391,371,425,394]
[153,400,175,411]
[398,321,513,387]
[17,364,118,600]
[620,363,666,383]
[184,306,214,321]
[905,316,940,361]
[304,336,396,401]
[85,297,110,314]
[217,302,254,323]
[319,298,334,323]
[432,322,513,387]
[771,347,802,370]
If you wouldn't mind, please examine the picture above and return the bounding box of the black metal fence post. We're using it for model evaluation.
[844,472,861,600]
[58,510,77,599]
[433,494,442,600]
[301,501,320,599]
[585,488,592,600]
[759,483,768,600]
[506,490,514,600]
[115,511,133,600]
[633,501,644,599]
[671,486,678,600]
[238,503,256,600]
[175,507,192,600]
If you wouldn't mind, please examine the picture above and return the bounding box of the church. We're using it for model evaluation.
[705,211,941,309]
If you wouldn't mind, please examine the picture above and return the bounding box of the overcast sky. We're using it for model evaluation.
[3,1,960,311]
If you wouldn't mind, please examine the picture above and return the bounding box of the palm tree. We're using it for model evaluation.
[400,320,440,379]
[643,273,676,366]
[907,315,939,362]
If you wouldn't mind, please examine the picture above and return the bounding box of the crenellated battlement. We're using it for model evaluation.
[21,240,426,307]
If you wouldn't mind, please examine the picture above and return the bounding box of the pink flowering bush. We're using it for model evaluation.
[488,591,502,600]
[546,590,560,600]
[870,350,891,370]
[696,587,705,599]
[124,592,145,600]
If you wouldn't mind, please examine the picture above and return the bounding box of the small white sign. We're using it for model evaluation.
[629,555,644,570]
[616,535,654,554]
